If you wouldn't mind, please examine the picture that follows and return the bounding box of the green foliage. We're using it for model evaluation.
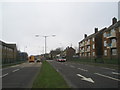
[32,61,70,88]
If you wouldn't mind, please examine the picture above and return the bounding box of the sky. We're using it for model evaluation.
[0,0,119,56]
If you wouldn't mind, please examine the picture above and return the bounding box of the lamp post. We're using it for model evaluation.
[35,35,56,56]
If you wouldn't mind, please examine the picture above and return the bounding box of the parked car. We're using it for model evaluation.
[56,57,66,62]
[36,59,41,63]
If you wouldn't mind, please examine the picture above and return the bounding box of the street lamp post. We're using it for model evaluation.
[35,35,56,56]
[44,36,48,54]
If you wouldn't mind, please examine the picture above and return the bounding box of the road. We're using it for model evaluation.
[1,62,41,88]
[48,60,120,88]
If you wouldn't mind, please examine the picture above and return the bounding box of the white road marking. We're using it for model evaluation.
[112,72,120,75]
[56,69,59,72]
[29,63,34,64]
[70,65,75,68]
[12,69,20,72]
[78,68,88,72]
[11,66,16,67]
[101,67,115,71]
[0,73,8,78]
[11,65,19,67]
[77,74,94,83]
[94,73,120,81]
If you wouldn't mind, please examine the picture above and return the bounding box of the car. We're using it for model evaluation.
[36,59,41,63]
[56,57,66,62]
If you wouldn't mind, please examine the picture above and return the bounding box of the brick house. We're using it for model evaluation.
[65,46,75,60]
[79,27,106,59]
[102,17,120,60]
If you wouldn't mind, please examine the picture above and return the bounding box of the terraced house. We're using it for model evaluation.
[102,17,120,60]
[79,28,106,59]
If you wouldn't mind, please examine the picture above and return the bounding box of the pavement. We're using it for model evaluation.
[47,60,120,88]
[1,62,42,89]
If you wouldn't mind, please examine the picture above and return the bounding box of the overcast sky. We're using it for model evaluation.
[0,0,119,56]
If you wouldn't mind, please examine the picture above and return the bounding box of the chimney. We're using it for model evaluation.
[84,34,87,38]
[95,28,98,33]
[112,17,117,25]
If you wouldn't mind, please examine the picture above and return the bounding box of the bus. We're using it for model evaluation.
[28,56,35,62]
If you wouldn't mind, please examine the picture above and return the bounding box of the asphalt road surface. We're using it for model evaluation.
[48,60,120,88]
[1,62,41,88]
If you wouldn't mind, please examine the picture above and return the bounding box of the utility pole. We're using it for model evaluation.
[35,35,56,58]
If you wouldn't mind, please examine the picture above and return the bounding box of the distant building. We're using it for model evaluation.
[50,50,61,59]
[102,17,120,60]
[65,46,75,60]
[0,40,28,64]
[17,52,28,61]
[0,40,17,64]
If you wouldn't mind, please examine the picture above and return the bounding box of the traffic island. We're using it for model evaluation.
[32,60,70,88]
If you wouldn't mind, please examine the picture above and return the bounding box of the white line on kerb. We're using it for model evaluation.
[12,69,20,72]
[11,65,19,67]
[0,73,8,78]
[78,68,88,72]
[102,67,115,71]
[94,73,120,81]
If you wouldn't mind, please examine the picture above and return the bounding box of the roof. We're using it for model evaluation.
[0,40,17,49]
[103,20,120,32]
[79,27,107,43]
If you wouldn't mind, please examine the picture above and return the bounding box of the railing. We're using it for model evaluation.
[107,42,116,48]
[107,32,116,38]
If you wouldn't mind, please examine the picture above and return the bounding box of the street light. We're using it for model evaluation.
[35,34,56,55]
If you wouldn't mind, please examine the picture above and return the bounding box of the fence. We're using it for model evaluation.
[71,56,119,65]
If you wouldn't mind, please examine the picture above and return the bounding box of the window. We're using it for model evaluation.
[93,52,95,56]
[112,49,117,55]
[92,44,95,49]
[104,41,107,47]
[88,53,90,56]
[92,37,95,41]
[80,54,81,56]
[111,39,116,43]
[111,39,116,47]
[111,29,115,33]
[119,27,120,32]
[103,32,107,37]
[104,50,107,56]
[111,29,116,36]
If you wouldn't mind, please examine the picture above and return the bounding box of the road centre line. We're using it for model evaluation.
[94,73,120,81]
[0,73,8,78]
[70,65,75,68]
[12,69,20,72]
[78,68,88,72]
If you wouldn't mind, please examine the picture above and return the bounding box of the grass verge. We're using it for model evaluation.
[32,61,70,88]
